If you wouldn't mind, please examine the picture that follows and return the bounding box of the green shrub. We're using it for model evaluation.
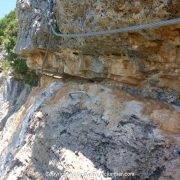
[0,10,38,86]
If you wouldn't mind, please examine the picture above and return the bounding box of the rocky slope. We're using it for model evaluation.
[0,75,180,180]
[0,0,179,179]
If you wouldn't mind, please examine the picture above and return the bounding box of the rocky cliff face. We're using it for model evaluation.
[0,0,179,179]
[16,0,180,103]
[0,75,180,179]
[0,73,31,131]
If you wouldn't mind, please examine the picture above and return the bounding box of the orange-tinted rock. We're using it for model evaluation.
[151,109,180,133]
[15,0,180,94]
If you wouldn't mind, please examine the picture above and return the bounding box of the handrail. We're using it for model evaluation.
[47,0,180,38]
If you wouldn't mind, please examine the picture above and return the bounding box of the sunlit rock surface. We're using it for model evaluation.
[0,76,180,179]
[15,0,180,96]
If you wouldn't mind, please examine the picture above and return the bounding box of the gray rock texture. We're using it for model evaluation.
[15,0,180,102]
[0,73,31,131]
[0,79,180,179]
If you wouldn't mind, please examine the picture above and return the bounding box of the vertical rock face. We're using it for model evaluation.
[15,0,180,97]
[0,77,180,179]
[0,73,31,130]
[0,0,179,179]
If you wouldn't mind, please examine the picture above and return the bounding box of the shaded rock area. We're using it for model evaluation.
[0,73,31,131]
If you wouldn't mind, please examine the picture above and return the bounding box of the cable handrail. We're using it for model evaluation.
[50,18,180,38]
[47,0,180,38]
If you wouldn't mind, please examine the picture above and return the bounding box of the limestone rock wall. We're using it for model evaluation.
[0,73,31,131]
[0,76,180,179]
[16,0,180,100]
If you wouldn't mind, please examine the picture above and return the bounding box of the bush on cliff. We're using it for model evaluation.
[0,10,38,86]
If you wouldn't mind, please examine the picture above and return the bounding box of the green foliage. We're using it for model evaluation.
[0,11,18,46]
[0,11,38,86]
[1,60,11,73]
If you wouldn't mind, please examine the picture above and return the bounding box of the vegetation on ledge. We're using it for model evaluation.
[0,10,38,86]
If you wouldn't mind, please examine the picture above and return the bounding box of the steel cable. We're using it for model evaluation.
[47,0,180,38]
